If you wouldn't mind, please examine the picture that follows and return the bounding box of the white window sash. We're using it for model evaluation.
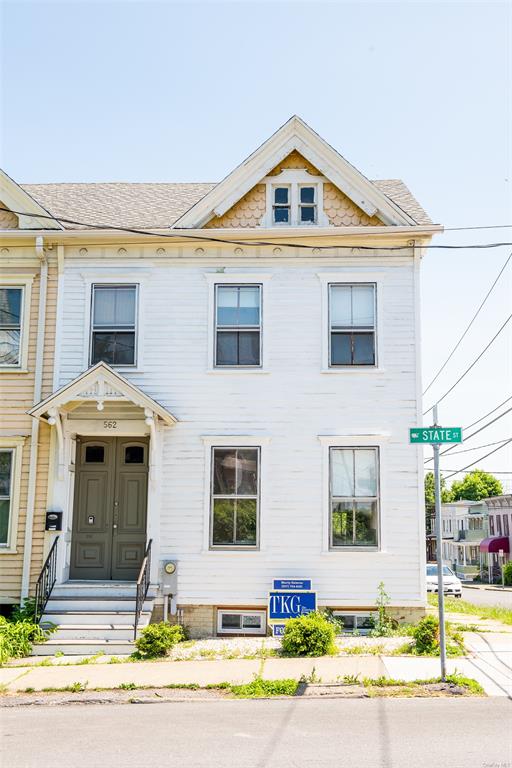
[89,283,139,368]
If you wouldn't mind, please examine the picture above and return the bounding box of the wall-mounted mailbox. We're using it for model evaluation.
[45,511,63,531]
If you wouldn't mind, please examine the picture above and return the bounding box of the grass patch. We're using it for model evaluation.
[428,593,512,625]
[229,677,298,698]
[340,643,385,655]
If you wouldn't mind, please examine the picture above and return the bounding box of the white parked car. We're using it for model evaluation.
[426,564,462,597]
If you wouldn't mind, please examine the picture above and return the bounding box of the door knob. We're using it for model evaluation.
[113,524,118,529]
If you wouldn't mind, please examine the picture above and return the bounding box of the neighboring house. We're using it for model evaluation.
[481,494,511,582]
[0,117,442,651]
[440,500,488,581]
[0,173,61,606]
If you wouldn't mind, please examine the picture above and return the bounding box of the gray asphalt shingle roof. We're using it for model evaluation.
[21,179,432,229]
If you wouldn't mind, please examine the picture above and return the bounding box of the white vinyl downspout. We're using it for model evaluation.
[21,236,48,598]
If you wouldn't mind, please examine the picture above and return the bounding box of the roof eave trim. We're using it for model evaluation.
[171,116,417,229]
[29,361,177,426]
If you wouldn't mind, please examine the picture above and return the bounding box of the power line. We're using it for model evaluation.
[464,395,512,431]
[442,438,512,480]
[435,438,512,456]
[423,251,512,395]
[3,206,512,251]
[425,469,512,474]
[423,314,512,415]
[443,224,512,231]
[424,405,512,464]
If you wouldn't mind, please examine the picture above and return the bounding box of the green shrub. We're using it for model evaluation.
[134,622,186,658]
[0,616,53,664]
[230,677,298,698]
[502,560,512,586]
[412,616,439,655]
[10,597,38,623]
[281,612,336,657]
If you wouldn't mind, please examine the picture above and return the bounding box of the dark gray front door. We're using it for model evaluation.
[70,437,149,580]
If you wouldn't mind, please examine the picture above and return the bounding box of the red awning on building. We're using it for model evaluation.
[479,537,510,554]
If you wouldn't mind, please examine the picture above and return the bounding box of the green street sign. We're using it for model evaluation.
[409,427,462,444]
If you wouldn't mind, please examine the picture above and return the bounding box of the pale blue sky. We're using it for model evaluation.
[1,0,511,485]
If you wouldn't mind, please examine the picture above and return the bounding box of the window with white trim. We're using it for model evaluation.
[215,284,261,367]
[330,447,379,548]
[210,447,259,547]
[332,612,376,635]
[90,284,137,366]
[329,283,376,366]
[0,450,13,546]
[0,287,23,367]
[272,183,317,225]
[217,610,266,635]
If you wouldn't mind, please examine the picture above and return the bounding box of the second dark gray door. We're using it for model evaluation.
[70,436,149,581]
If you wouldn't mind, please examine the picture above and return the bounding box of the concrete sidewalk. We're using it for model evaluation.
[1,633,511,697]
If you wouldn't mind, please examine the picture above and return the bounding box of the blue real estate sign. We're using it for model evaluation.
[273,579,311,591]
[268,591,317,620]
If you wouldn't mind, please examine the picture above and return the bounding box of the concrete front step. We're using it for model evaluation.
[50,584,157,599]
[43,610,152,626]
[51,625,140,641]
[31,639,136,656]
[45,598,154,613]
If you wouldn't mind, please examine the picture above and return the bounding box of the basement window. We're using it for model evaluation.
[332,612,376,635]
[217,610,266,635]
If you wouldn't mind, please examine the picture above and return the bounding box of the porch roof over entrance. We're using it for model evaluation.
[29,362,178,426]
[479,537,510,554]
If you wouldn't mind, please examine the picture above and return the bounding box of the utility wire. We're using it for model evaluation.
[423,251,512,394]
[442,438,512,480]
[464,395,512,431]
[423,314,512,415]
[434,438,512,456]
[3,206,512,251]
[424,405,512,464]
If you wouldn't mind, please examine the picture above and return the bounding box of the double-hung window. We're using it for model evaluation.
[330,447,379,548]
[215,285,261,367]
[210,447,259,547]
[0,450,13,546]
[299,186,316,223]
[90,284,137,366]
[272,186,291,224]
[0,287,23,367]
[329,284,376,366]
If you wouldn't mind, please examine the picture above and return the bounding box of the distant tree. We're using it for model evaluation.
[424,471,452,507]
[449,469,503,501]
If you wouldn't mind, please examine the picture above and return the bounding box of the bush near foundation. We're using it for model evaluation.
[503,561,512,586]
[134,622,186,658]
[281,611,336,657]
[0,615,53,664]
[412,616,439,654]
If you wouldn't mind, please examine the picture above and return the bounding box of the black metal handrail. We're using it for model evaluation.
[134,538,152,640]
[34,536,59,623]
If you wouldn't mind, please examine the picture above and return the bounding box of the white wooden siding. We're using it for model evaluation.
[56,249,424,607]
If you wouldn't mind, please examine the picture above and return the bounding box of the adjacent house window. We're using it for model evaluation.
[210,447,259,547]
[90,285,137,366]
[503,514,509,536]
[496,515,502,535]
[0,450,13,546]
[489,516,495,535]
[215,285,261,367]
[217,610,266,635]
[332,612,376,635]
[329,284,376,366]
[330,447,379,548]
[0,287,23,367]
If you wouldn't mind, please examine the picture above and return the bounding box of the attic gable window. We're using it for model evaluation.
[265,170,327,227]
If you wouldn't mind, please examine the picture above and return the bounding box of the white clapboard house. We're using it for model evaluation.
[4,117,441,652]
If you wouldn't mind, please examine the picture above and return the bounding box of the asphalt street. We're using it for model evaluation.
[462,586,512,608]
[2,698,511,768]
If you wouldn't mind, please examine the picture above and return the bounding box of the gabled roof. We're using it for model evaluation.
[172,116,419,228]
[29,362,177,425]
[20,179,431,229]
[0,169,63,229]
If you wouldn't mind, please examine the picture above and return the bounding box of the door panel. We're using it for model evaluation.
[70,437,149,581]
[70,439,115,580]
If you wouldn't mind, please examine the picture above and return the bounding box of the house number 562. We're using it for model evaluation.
[103,420,117,429]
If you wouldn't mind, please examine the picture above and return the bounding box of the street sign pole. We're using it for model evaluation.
[432,404,447,681]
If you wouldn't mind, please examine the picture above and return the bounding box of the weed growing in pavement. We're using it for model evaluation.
[118,682,137,690]
[230,676,299,698]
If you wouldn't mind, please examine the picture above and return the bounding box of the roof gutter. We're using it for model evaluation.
[21,236,48,599]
